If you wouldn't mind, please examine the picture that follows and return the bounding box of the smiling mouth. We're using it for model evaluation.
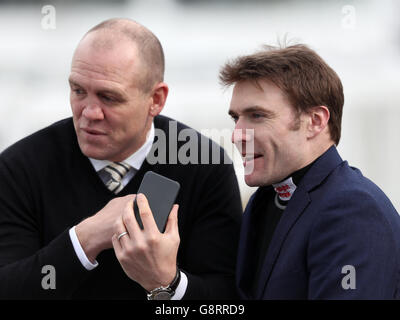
[242,154,263,168]
[242,154,263,161]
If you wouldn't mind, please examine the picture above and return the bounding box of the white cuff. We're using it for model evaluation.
[171,271,188,300]
[69,226,99,270]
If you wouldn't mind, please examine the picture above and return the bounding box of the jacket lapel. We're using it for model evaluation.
[236,192,258,299]
[255,145,344,298]
[255,187,311,298]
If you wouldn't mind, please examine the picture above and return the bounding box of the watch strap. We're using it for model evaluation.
[147,268,181,300]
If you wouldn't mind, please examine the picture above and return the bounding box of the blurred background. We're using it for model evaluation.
[0,0,399,211]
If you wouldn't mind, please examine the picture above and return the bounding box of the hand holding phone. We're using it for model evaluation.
[134,171,180,233]
[112,172,180,292]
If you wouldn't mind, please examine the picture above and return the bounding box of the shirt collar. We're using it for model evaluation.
[88,122,155,172]
[272,158,317,203]
[272,177,297,202]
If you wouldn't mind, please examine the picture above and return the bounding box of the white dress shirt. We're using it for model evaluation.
[68,123,187,299]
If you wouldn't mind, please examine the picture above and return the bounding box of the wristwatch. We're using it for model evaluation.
[146,269,181,300]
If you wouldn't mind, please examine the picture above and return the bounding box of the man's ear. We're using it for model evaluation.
[149,82,169,117]
[306,106,330,140]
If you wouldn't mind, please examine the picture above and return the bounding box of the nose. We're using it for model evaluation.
[231,126,253,145]
[81,101,104,121]
[232,122,255,158]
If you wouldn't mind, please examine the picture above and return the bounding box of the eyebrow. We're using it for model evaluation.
[228,110,237,117]
[68,78,126,100]
[68,78,80,87]
[229,105,277,118]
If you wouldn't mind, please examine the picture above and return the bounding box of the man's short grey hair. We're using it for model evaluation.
[85,18,165,93]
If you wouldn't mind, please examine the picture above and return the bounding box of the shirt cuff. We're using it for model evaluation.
[69,226,99,271]
[171,271,188,300]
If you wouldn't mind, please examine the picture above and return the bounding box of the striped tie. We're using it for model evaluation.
[103,162,131,194]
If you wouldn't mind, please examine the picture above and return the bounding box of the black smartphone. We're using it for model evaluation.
[133,171,180,233]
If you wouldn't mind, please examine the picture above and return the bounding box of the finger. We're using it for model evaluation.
[122,195,142,240]
[165,204,179,234]
[115,216,131,248]
[124,193,137,202]
[136,193,159,234]
[111,233,122,256]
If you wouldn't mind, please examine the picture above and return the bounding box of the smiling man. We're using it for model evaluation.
[0,19,242,299]
[220,44,400,299]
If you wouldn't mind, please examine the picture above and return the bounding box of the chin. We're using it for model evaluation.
[244,174,262,187]
[244,170,277,187]
[79,143,109,160]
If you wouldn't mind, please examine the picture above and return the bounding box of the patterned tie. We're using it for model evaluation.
[103,162,131,194]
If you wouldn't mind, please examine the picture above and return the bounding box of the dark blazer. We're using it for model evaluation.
[0,115,242,299]
[237,146,400,299]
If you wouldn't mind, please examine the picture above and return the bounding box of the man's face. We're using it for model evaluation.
[229,80,309,187]
[69,33,153,162]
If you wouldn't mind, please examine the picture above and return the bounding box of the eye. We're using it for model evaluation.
[249,112,265,121]
[100,94,115,102]
[99,92,123,104]
[71,87,85,95]
[251,113,263,119]
[230,115,239,123]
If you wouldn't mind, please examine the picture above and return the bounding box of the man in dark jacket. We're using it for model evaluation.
[220,44,400,299]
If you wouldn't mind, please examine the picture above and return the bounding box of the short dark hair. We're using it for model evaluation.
[86,18,165,93]
[219,44,344,145]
